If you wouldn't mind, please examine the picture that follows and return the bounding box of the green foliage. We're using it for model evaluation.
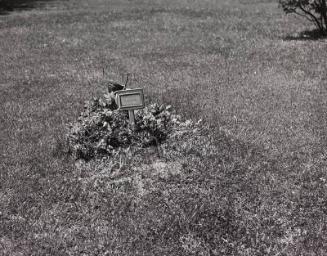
[279,0,327,35]
[66,92,188,160]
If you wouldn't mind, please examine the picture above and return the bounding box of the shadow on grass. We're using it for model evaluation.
[0,0,55,14]
[283,28,327,41]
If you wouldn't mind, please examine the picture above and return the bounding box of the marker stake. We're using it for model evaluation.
[128,110,135,129]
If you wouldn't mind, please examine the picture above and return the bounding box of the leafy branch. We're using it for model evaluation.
[279,0,327,35]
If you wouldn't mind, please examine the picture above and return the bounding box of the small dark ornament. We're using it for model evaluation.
[107,81,125,93]
[107,74,130,93]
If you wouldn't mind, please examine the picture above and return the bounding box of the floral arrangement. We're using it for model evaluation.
[66,92,189,160]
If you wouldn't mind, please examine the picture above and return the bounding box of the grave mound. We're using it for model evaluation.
[66,91,199,161]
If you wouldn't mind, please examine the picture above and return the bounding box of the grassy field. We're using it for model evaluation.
[1,0,327,255]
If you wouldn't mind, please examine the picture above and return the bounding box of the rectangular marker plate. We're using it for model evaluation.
[115,88,145,110]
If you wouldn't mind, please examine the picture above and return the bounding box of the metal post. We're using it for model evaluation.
[128,110,135,129]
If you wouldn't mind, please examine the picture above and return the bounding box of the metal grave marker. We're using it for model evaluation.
[115,88,145,128]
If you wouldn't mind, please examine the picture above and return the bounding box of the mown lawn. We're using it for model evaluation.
[1,0,327,255]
